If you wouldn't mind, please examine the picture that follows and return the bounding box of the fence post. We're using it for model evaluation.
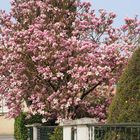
[63,126,72,140]
[77,125,89,140]
[26,123,41,140]
[60,117,98,140]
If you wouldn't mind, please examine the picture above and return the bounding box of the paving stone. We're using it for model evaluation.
[0,136,15,140]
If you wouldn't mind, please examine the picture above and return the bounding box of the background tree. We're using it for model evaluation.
[0,0,140,122]
[108,46,140,123]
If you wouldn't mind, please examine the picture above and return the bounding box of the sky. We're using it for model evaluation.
[0,0,140,26]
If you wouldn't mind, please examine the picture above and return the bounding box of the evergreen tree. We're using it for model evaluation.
[108,47,140,123]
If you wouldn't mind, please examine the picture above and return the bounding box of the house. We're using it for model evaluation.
[0,97,14,135]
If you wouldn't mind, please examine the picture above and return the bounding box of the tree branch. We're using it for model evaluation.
[80,81,102,100]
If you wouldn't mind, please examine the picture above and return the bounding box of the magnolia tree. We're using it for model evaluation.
[0,0,140,122]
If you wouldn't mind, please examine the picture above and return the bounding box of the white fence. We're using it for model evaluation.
[26,118,140,140]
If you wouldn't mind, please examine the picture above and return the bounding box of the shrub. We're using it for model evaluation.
[14,113,43,140]
[25,114,43,125]
[14,112,58,140]
[49,127,63,140]
[103,131,127,140]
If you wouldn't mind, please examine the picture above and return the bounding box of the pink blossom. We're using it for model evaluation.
[0,0,139,121]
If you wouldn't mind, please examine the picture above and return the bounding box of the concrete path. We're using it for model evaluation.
[0,136,15,140]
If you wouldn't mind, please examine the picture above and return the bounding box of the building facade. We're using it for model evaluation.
[0,97,14,135]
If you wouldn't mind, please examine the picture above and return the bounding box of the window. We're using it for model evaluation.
[0,96,9,115]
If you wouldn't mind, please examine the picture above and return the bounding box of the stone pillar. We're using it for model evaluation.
[60,117,98,140]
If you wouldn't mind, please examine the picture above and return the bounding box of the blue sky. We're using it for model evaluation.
[91,0,140,26]
[0,0,140,26]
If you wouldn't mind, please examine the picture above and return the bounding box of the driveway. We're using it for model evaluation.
[0,136,15,140]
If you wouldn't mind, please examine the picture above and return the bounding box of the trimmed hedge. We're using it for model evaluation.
[14,113,28,140]
[108,47,140,123]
